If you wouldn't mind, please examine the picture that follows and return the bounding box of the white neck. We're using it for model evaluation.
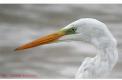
[75,41,118,78]
[96,45,118,69]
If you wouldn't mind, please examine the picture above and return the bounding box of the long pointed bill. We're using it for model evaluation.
[15,31,65,51]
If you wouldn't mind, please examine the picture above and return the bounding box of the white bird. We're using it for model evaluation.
[15,18,118,78]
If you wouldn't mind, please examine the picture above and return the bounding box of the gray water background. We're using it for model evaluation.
[0,4,122,78]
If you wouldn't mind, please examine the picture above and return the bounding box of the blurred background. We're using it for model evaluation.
[0,4,122,78]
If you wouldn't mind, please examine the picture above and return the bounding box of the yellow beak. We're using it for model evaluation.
[15,31,65,51]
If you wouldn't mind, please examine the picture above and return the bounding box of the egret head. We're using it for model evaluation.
[15,18,103,51]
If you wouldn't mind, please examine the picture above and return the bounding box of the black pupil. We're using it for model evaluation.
[72,28,76,32]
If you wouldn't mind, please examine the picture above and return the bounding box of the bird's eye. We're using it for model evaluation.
[65,27,77,35]
[71,27,77,32]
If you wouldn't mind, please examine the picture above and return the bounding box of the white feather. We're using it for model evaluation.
[63,18,118,78]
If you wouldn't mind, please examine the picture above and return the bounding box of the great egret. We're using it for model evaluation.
[15,18,118,78]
